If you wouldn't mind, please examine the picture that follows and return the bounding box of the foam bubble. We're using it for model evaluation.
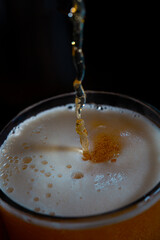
[71,171,84,179]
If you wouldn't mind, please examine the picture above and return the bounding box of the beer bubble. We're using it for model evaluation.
[1,174,8,180]
[41,160,48,165]
[45,172,51,177]
[46,193,51,198]
[67,105,74,110]
[34,197,39,202]
[48,183,53,188]
[49,212,55,216]
[30,164,36,169]
[3,182,8,186]
[22,165,28,170]
[71,171,84,179]
[22,143,30,150]
[34,208,41,212]
[3,163,10,169]
[7,156,13,161]
[96,105,104,111]
[23,157,32,164]
[2,149,6,154]
[7,187,14,193]
[66,164,72,169]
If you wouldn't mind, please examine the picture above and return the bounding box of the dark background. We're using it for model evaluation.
[0,0,158,131]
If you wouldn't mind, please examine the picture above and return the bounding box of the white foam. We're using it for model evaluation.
[0,104,160,217]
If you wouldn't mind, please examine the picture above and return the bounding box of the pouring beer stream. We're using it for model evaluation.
[68,0,90,159]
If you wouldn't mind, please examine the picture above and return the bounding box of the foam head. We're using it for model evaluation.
[0,104,160,216]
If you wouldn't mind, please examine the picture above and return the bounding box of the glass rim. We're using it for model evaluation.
[0,90,160,226]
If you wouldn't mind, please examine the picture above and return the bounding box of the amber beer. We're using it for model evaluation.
[0,92,160,240]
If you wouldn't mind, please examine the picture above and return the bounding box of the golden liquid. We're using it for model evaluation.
[69,0,90,156]
[70,1,122,162]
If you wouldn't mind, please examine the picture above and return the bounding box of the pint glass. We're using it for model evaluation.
[0,91,160,240]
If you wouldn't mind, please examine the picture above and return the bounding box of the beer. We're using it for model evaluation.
[0,92,160,239]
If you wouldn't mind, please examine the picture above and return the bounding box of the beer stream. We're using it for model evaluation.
[69,0,90,158]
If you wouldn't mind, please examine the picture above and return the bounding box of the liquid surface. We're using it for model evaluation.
[0,105,160,217]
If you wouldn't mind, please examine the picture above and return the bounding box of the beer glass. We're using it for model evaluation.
[0,91,160,240]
